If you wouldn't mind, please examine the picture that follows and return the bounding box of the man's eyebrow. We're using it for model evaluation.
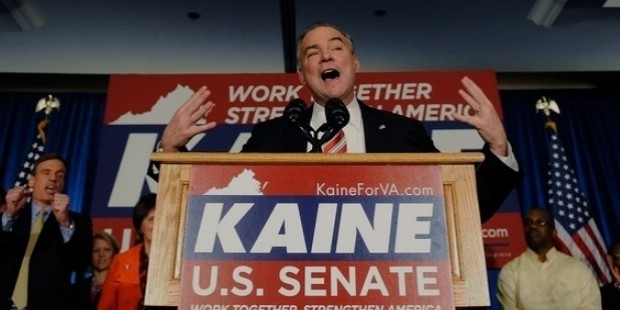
[328,37,345,44]
[302,37,346,54]
[303,44,319,54]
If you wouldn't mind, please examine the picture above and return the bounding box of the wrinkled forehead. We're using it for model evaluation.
[300,26,347,48]
[35,159,66,173]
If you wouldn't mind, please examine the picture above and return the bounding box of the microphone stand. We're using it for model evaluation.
[285,97,348,153]
[308,123,333,153]
[308,127,323,153]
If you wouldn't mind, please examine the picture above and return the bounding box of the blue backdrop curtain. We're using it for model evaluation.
[0,92,106,215]
[484,88,620,309]
[1,87,620,309]
[501,88,620,244]
[1,88,619,239]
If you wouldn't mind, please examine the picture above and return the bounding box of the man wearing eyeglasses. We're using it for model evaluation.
[496,207,600,309]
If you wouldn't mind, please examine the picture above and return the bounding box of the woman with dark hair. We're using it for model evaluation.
[98,193,156,310]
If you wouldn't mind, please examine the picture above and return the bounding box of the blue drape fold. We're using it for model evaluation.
[501,89,620,245]
[0,92,106,215]
[1,88,619,250]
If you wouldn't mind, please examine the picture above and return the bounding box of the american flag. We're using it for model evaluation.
[546,128,611,285]
[14,128,46,187]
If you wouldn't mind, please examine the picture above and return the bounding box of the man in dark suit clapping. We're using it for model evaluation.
[0,154,92,310]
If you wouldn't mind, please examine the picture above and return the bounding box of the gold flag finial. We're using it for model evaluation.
[36,95,61,118]
[35,95,61,143]
[535,96,560,132]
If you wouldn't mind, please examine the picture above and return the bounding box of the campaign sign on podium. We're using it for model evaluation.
[147,153,487,308]
[178,163,454,309]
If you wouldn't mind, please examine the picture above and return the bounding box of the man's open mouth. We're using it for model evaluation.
[45,185,56,194]
[321,69,340,81]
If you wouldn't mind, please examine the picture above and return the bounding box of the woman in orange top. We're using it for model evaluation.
[98,194,156,310]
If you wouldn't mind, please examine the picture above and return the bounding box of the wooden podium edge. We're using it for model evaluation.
[145,152,488,307]
[150,152,484,165]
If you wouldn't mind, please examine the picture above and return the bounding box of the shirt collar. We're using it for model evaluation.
[31,202,52,218]
[310,98,363,132]
[525,246,559,263]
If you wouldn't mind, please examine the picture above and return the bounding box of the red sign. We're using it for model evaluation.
[179,164,454,308]
[93,71,520,270]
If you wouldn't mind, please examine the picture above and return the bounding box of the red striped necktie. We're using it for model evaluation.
[323,130,347,153]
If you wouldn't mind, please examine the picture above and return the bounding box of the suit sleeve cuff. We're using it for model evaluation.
[489,141,519,172]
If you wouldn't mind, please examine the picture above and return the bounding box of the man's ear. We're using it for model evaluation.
[297,68,306,85]
[27,177,34,189]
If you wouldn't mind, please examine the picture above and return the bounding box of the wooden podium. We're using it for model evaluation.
[147,152,488,308]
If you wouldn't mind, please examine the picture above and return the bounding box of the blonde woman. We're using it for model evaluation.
[90,231,119,309]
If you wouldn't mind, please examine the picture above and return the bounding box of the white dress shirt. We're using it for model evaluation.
[497,247,601,309]
[309,98,365,153]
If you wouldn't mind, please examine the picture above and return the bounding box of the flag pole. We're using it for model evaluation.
[14,95,61,187]
[35,94,61,143]
[537,96,612,285]
[535,96,560,132]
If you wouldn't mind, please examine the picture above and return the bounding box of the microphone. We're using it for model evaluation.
[284,98,316,147]
[325,98,349,129]
[284,98,308,125]
[319,98,350,144]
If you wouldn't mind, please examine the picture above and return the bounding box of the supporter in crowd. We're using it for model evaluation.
[89,231,120,309]
[98,193,156,310]
[497,207,600,309]
[0,153,93,310]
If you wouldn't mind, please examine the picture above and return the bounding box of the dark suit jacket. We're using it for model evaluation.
[242,101,522,222]
[0,204,93,310]
[601,283,620,310]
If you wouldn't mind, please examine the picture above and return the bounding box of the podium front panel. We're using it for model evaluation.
[146,153,487,308]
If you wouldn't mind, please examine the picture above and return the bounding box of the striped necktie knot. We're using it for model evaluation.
[323,130,347,153]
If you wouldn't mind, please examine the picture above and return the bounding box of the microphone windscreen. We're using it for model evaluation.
[325,98,349,129]
[284,98,308,124]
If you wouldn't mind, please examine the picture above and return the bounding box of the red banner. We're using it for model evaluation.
[180,164,454,308]
[92,71,523,270]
